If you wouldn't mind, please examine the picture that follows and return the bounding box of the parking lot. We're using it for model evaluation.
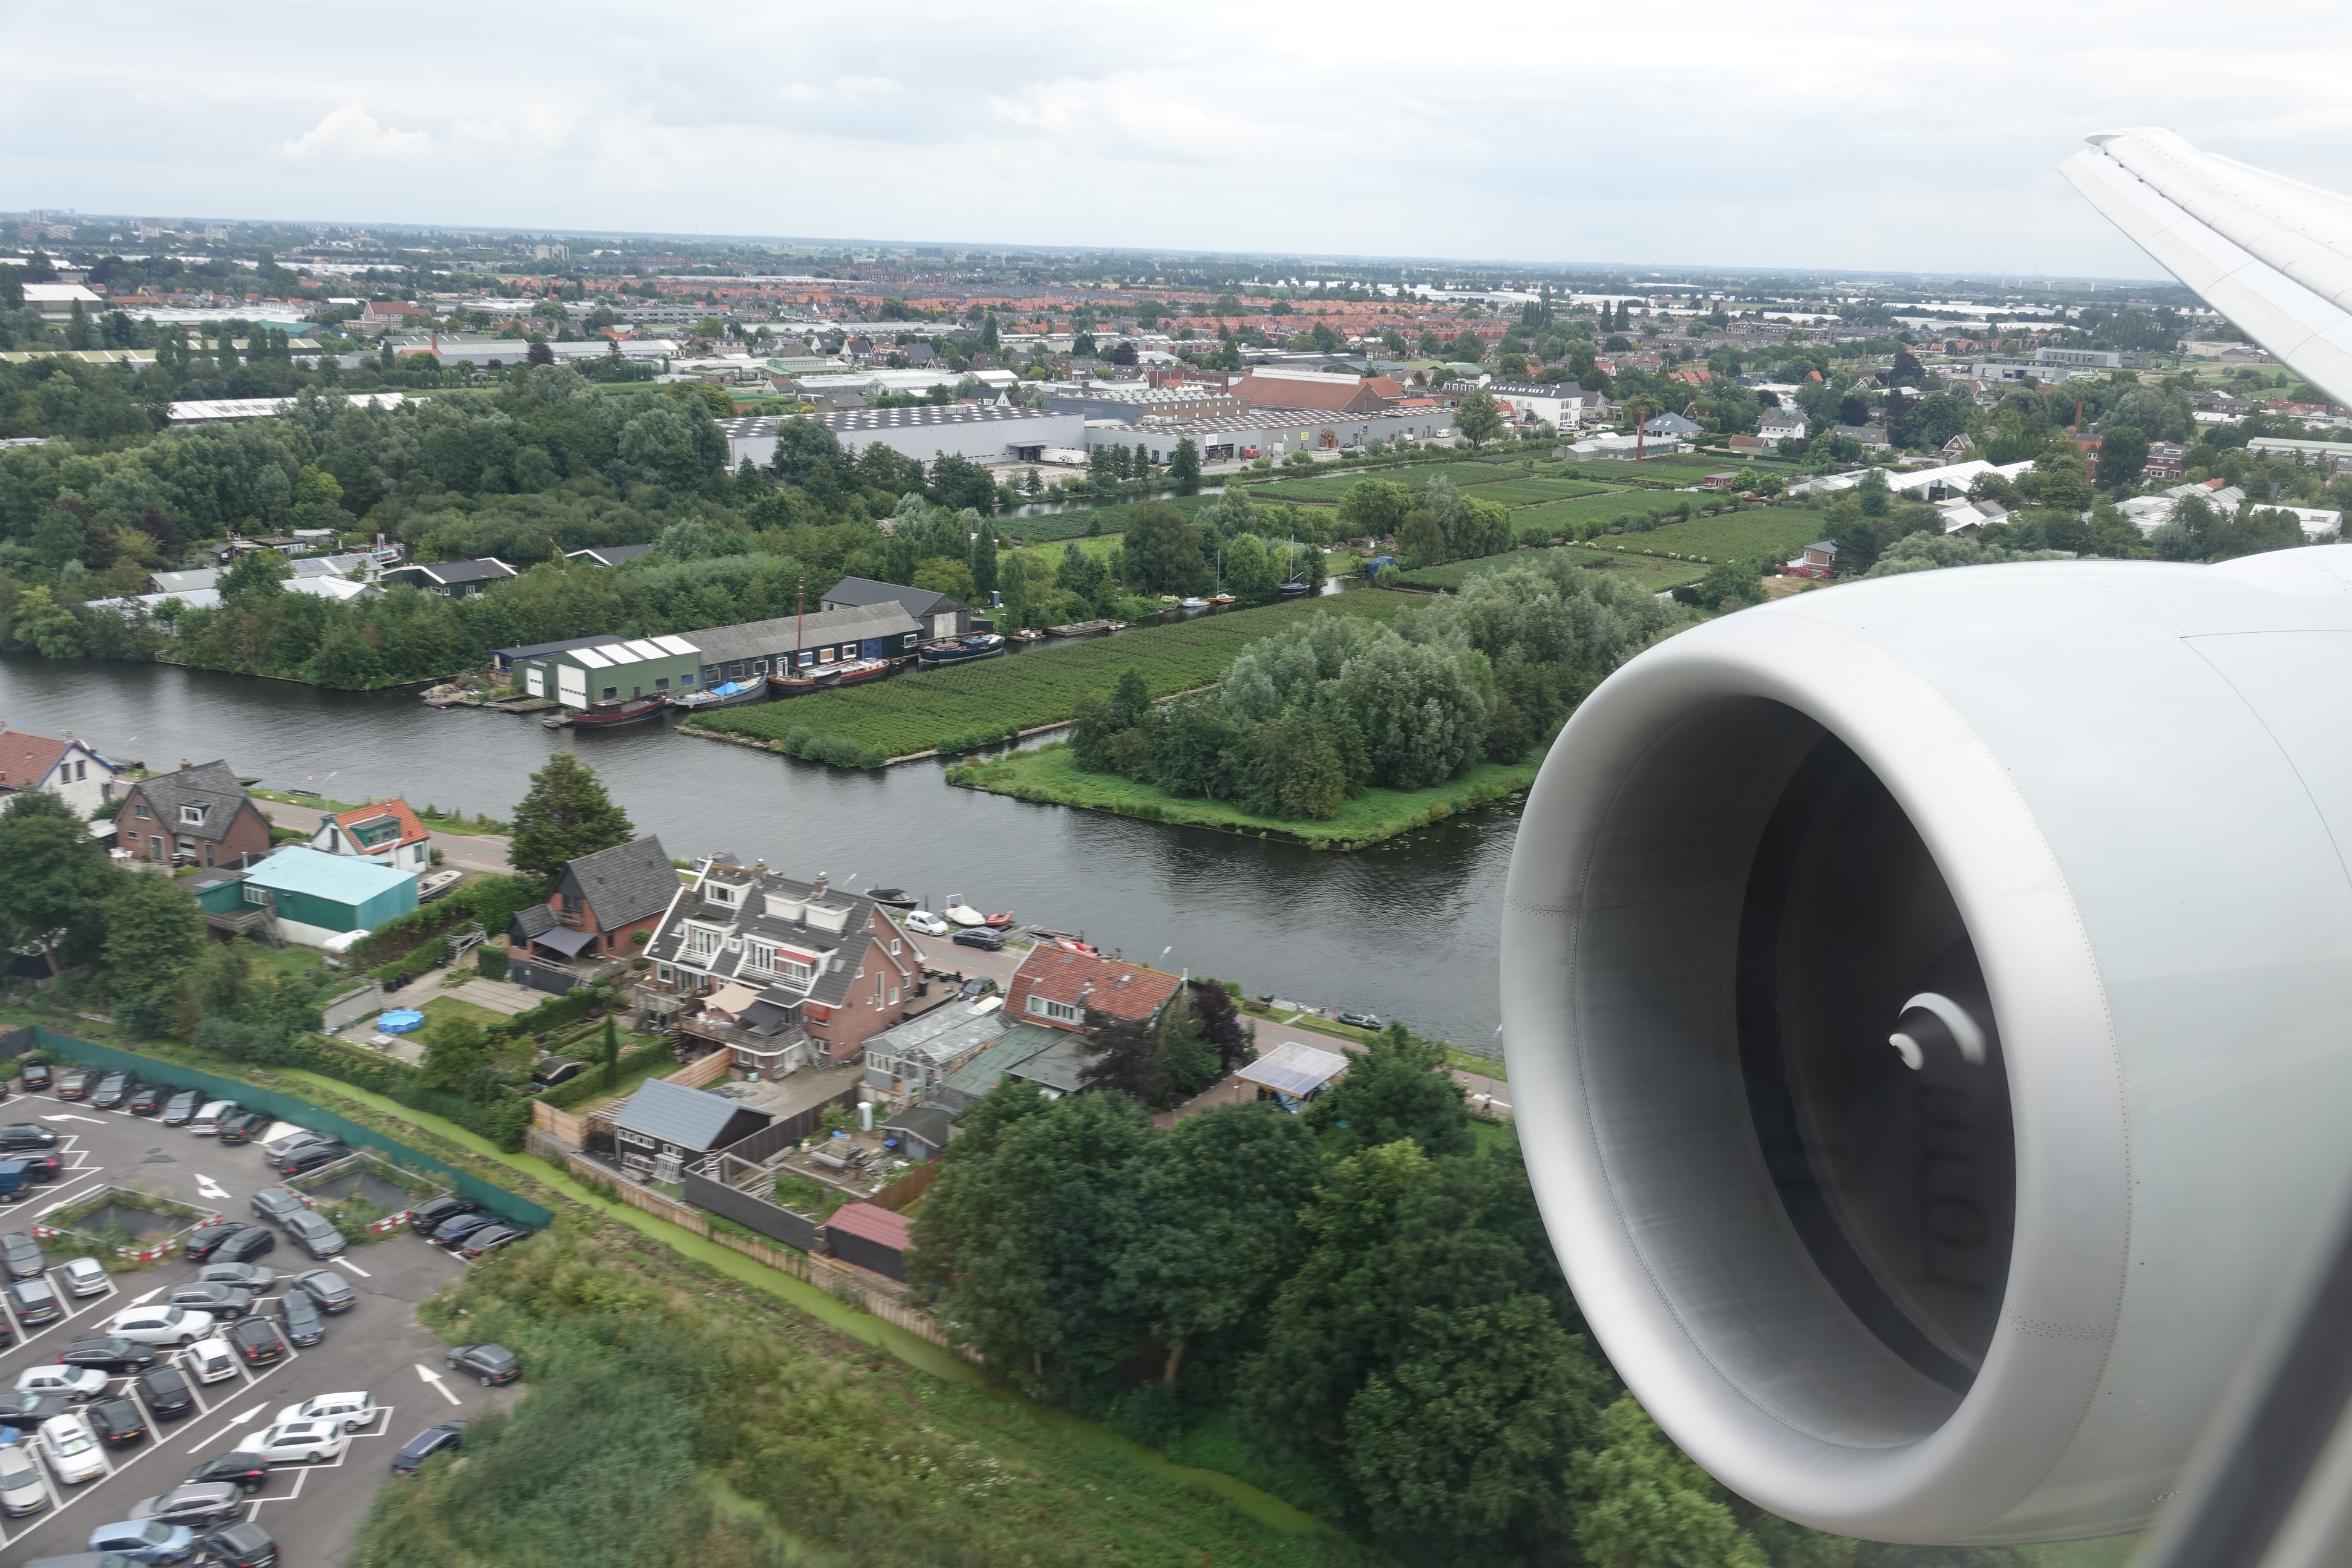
[0,1074,524,1565]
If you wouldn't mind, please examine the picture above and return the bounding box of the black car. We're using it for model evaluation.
[0,1231,45,1281]
[290,1269,354,1313]
[195,1263,274,1292]
[405,1196,480,1236]
[89,1392,149,1446]
[274,1289,322,1348]
[10,1276,62,1325]
[445,1344,520,1386]
[432,1213,499,1250]
[200,1518,281,1568]
[166,1282,253,1320]
[0,1391,73,1431]
[160,1090,200,1127]
[195,1226,275,1266]
[390,1419,466,1473]
[91,1071,139,1109]
[183,1221,241,1262]
[126,1085,166,1117]
[218,1110,269,1146]
[16,1062,50,1092]
[957,975,995,1001]
[0,1124,57,1152]
[60,1336,157,1372]
[134,1365,197,1421]
[272,1141,351,1177]
[952,926,1005,951]
[456,1224,526,1261]
[226,1316,286,1368]
[53,1069,90,1100]
[15,1154,64,1184]
[186,1452,273,1492]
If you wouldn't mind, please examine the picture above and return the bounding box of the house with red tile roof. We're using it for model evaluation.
[308,798,434,873]
[1005,950,1183,1035]
[0,731,120,819]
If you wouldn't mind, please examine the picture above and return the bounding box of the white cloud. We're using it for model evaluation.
[279,104,434,162]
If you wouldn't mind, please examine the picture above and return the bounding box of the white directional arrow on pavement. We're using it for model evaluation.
[129,1286,165,1307]
[188,1404,266,1452]
[416,1364,462,1406]
[38,1114,106,1125]
[193,1175,229,1202]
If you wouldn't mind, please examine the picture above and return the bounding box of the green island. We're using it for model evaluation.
[947,739,1541,849]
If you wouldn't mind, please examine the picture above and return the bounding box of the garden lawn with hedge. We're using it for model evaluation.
[685,593,1410,762]
[946,740,1541,849]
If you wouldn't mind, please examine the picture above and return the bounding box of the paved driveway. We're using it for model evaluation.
[0,1081,524,1566]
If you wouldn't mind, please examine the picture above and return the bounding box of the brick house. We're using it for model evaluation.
[1005,949,1183,1036]
[111,760,273,868]
[0,731,122,818]
[642,860,923,1073]
[307,797,433,874]
[509,835,678,969]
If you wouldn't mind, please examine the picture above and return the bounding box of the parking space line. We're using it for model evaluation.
[336,1259,371,1279]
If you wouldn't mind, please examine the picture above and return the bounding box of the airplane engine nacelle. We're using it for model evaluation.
[1500,551,2352,1543]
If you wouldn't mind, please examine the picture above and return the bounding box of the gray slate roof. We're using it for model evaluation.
[646,863,912,1013]
[881,1105,953,1147]
[1007,1033,1096,1095]
[686,604,918,667]
[564,544,654,567]
[819,575,964,621]
[861,999,1008,1066]
[935,1024,1060,1107]
[558,835,677,930]
[126,761,255,844]
[613,1077,770,1151]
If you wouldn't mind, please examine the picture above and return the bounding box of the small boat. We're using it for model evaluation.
[864,887,918,909]
[1278,581,1313,599]
[983,911,1016,929]
[1053,936,1100,956]
[1010,628,1047,642]
[944,897,989,927]
[1178,597,1209,611]
[831,656,895,688]
[767,665,843,698]
[566,694,668,728]
[417,868,464,901]
[918,632,1007,668]
[669,679,766,711]
[1209,593,1235,606]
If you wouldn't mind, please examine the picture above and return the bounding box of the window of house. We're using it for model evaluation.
[688,926,720,958]
[149,835,163,857]
[819,648,836,664]
[889,986,900,1005]
[707,884,734,906]
[1028,995,1079,1023]
[179,805,206,826]
[782,956,814,984]
[601,687,618,701]
[657,963,674,984]
[243,885,270,906]
[747,942,777,973]
[889,939,900,956]
[133,805,149,819]
[655,678,670,691]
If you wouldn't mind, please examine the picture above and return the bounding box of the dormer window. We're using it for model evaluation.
[707,883,736,906]
[179,805,207,826]
[1029,996,1080,1024]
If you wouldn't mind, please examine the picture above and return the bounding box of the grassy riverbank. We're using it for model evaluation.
[685,593,1408,762]
[946,740,1539,850]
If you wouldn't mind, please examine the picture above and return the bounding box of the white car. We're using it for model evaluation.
[183,1338,237,1385]
[0,1440,46,1515]
[57,1257,109,1299]
[36,1413,103,1484]
[274,1391,376,1432]
[903,910,950,936]
[103,1305,214,1347]
[15,1365,105,1402]
[235,1419,350,1465]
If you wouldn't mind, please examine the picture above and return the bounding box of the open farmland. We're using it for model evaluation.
[1512,490,1701,537]
[1466,476,1617,506]
[998,492,1217,543]
[1612,508,1828,564]
[1398,544,1705,593]
[1235,461,1616,507]
[688,592,1408,759]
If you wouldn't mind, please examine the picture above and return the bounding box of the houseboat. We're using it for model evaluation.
[563,693,669,729]
[668,678,766,713]
[916,632,1007,668]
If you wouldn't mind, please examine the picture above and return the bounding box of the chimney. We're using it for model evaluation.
[812,871,828,898]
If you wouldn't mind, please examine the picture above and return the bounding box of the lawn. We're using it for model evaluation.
[998,492,1217,544]
[420,996,506,1033]
[1398,544,1705,594]
[1608,507,1827,564]
[946,740,1540,850]
[688,593,1410,760]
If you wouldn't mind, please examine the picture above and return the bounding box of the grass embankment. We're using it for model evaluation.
[946,740,1538,851]
[687,593,1408,761]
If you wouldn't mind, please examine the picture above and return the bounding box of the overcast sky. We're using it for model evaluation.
[9,0,2352,279]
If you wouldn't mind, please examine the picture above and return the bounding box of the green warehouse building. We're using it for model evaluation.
[224,848,419,948]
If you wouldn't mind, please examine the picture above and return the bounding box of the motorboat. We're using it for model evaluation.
[943,897,990,927]
[917,632,1007,668]
[1010,628,1047,642]
[668,679,766,712]
[417,869,464,901]
[1053,936,1099,956]
[983,911,1016,929]
[1209,593,1236,606]
[1178,597,1209,611]
[864,887,918,909]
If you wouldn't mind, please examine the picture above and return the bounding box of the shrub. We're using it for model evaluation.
[474,946,509,981]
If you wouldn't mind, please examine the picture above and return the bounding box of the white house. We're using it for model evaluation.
[308,798,434,873]
[0,731,121,817]
[1757,408,1808,446]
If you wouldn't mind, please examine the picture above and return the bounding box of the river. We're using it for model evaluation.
[0,656,1514,1054]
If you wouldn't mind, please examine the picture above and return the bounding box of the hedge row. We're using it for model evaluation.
[345,874,546,969]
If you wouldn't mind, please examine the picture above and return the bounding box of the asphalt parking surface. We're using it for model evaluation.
[0,1080,524,1566]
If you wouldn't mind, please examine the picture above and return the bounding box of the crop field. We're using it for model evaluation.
[689,592,1408,759]
[1550,460,1731,487]
[1612,507,1826,564]
[1512,491,1699,537]
[1469,477,1619,507]
[1231,460,1610,508]
[1398,544,1705,594]
[998,492,1215,543]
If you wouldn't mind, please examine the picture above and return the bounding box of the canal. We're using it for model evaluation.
[0,656,1515,1053]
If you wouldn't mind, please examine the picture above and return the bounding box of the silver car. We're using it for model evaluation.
[0,1440,45,1515]
[57,1258,108,1299]
[249,1187,311,1227]
[129,1480,245,1529]
[283,1210,345,1259]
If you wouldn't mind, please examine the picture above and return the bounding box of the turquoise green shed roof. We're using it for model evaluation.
[242,847,415,904]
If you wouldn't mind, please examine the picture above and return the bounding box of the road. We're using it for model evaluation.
[0,1077,523,1566]
[258,800,514,875]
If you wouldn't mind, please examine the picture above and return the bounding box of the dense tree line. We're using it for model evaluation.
[1066,557,1671,818]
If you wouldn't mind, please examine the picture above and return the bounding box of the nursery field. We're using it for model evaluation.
[1612,508,1826,564]
[687,592,1408,761]
[1233,460,1615,507]
[1397,544,1706,594]
[997,492,1217,543]
[1512,490,1704,537]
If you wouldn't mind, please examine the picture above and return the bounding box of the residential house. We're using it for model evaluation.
[1789,540,1840,579]
[1235,1039,1350,1112]
[111,760,273,868]
[611,1077,773,1182]
[234,847,418,948]
[508,836,678,976]
[932,1022,1064,1111]
[643,861,923,1073]
[379,558,517,598]
[0,731,121,818]
[825,1202,912,1281]
[564,543,655,567]
[1484,381,1593,431]
[1641,411,1706,439]
[1833,423,1891,450]
[818,576,970,641]
[1004,1032,1097,1097]
[2143,442,2187,480]
[1005,949,1183,1035]
[1757,408,1808,446]
[307,798,433,874]
[861,998,1010,1106]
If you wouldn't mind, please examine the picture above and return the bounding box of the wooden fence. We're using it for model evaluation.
[869,1158,942,1214]
[667,1050,733,1089]
[531,1100,587,1144]
[530,1048,736,1144]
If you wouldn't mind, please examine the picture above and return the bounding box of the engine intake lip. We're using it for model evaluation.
[1501,604,2129,1543]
